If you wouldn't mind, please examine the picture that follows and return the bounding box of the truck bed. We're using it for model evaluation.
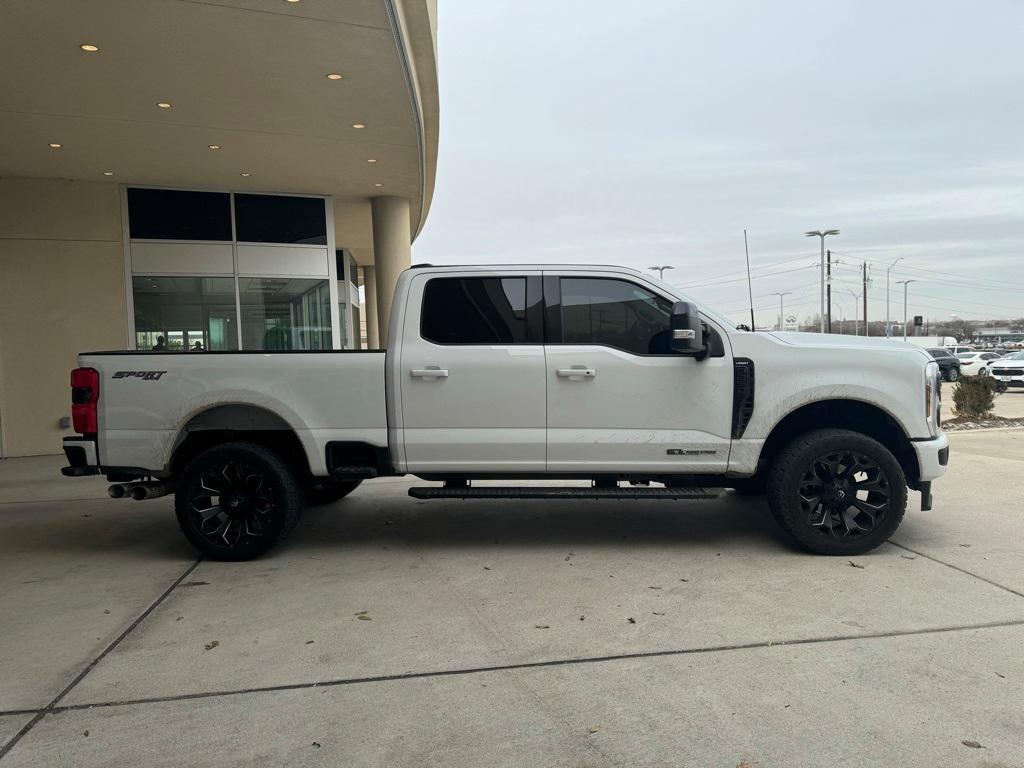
[79,350,388,476]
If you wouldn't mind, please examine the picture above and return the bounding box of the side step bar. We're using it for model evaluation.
[408,486,721,500]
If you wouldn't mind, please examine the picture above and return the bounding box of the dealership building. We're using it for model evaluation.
[0,0,439,457]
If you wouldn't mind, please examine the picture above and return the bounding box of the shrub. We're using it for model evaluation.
[951,376,996,418]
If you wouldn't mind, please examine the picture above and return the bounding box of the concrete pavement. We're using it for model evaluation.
[1,431,1022,766]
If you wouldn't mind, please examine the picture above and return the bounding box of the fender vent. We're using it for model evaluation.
[732,358,755,439]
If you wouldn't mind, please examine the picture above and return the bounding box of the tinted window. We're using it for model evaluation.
[927,349,951,358]
[234,194,327,245]
[128,188,232,241]
[421,277,529,344]
[560,277,675,355]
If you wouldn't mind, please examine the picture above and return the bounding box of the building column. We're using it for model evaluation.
[361,265,380,349]
[370,196,412,345]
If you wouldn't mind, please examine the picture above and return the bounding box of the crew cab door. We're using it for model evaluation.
[398,271,546,472]
[544,272,733,473]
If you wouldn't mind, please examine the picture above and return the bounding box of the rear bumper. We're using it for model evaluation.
[912,431,950,484]
[61,437,100,476]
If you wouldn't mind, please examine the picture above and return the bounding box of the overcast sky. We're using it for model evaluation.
[413,0,1024,329]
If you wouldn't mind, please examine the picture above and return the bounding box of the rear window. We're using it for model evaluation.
[927,349,950,358]
[421,277,530,344]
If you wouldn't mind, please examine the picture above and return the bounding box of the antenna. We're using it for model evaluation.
[744,229,755,330]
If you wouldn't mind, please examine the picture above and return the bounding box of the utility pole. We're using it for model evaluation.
[773,292,792,331]
[826,250,832,333]
[862,262,869,337]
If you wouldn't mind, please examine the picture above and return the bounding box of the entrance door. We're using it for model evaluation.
[544,273,733,473]
[400,272,546,473]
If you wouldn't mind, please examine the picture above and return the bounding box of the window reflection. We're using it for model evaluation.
[239,278,332,350]
[133,277,238,351]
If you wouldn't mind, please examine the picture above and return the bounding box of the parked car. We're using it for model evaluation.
[955,352,1003,376]
[61,263,948,559]
[947,345,975,356]
[927,348,961,381]
[991,351,1024,390]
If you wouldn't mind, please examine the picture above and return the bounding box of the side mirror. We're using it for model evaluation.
[670,301,706,358]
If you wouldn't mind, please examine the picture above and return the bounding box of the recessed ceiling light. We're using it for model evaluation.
[156,101,172,109]
[240,172,251,177]
[366,158,377,164]
[208,144,221,150]
[103,171,114,176]
[80,43,99,52]
[373,183,383,187]
[48,143,62,148]
[326,73,343,80]
[351,123,366,129]
[285,0,300,3]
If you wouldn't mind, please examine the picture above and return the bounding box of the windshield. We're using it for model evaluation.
[927,349,949,358]
[1001,351,1024,361]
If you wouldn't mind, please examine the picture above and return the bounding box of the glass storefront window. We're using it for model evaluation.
[234,194,327,245]
[239,278,332,351]
[133,277,238,351]
[127,189,232,241]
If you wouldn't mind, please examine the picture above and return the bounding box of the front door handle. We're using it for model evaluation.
[410,367,449,379]
[556,367,597,379]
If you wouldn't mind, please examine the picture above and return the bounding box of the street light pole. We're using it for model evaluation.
[804,229,840,333]
[648,265,674,280]
[773,291,792,331]
[847,289,861,335]
[885,257,905,337]
[897,279,916,341]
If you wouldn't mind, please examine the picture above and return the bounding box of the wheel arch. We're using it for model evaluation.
[168,403,314,482]
[758,399,921,488]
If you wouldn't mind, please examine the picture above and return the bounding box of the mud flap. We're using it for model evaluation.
[919,481,932,511]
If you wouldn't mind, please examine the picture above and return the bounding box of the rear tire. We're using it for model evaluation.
[305,479,361,506]
[945,367,960,382]
[175,441,304,561]
[766,429,907,555]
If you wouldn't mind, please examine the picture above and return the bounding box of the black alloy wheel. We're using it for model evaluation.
[175,442,303,560]
[796,450,890,540]
[767,429,907,555]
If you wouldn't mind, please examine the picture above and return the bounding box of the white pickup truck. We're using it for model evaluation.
[63,264,948,560]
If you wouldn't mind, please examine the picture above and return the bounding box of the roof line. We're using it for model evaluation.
[383,0,427,239]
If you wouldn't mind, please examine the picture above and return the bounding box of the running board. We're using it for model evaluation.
[408,486,722,500]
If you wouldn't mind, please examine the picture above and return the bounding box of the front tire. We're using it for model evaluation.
[175,441,304,561]
[766,429,907,556]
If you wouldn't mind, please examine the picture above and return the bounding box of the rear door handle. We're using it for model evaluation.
[556,367,597,379]
[410,367,449,378]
